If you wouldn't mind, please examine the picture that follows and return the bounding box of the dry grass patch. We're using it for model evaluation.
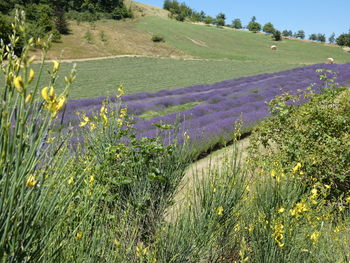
[30,19,188,60]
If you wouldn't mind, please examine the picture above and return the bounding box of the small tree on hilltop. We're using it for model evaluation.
[317,33,326,43]
[336,33,350,47]
[215,12,226,26]
[309,33,318,41]
[247,21,261,33]
[263,22,275,34]
[232,18,242,29]
[282,29,293,37]
[329,32,336,44]
[295,30,305,39]
[204,15,214,25]
[272,30,282,41]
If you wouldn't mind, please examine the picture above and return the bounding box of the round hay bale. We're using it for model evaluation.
[326,57,334,64]
[271,45,277,50]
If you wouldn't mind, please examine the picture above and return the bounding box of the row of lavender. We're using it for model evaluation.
[63,63,350,145]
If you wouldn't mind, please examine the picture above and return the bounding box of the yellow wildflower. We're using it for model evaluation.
[52,60,60,73]
[333,226,340,233]
[25,93,32,104]
[120,108,127,118]
[14,76,24,93]
[76,232,83,240]
[270,169,276,178]
[233,224,240,232]
[278,207,285,213]
[68,177,74,185]
[89,175,95,184]
[117,85,125,98]
[273,223,284,247]
[310,188,318,198]
[79,116,90,127]
[345,196,350,203]
[90,122,97,130]
[217,206,224,216]
[56,96,66,112]
[28,69,35,84]
[117,118,123,127]
[41,87,50,102]
[324,184,331,189]
[26,174,37,187]
[292,162,302,173]
[290,202,308,217]
[310,231,320,244]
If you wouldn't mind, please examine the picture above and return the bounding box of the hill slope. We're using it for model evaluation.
[136,16,350,64]
[29,3,350,99]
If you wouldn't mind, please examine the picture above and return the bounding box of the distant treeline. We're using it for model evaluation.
[0,0,132,47]
[163,0,350,47]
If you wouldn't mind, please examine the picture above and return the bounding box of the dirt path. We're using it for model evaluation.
[34,54,217,64]
[166,138,250,221]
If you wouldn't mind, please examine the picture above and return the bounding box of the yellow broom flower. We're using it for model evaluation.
[28,69,35,84]
[14,76,24,93]
[26,174,37,187]
[53,60,60,73]
[217,206,224,216]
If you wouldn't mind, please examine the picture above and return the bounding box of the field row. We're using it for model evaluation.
[38,57,302,99]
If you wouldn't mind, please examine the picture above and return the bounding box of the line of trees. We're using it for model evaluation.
[0,0,133,46]
[162,0,350,47]
[163,0,227,27]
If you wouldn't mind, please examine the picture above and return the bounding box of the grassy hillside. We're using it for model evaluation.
[136,16,350,64]
[29,5,350,99]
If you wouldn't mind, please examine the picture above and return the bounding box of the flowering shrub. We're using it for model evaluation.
[0,11,81,261]
[249,69,350,195]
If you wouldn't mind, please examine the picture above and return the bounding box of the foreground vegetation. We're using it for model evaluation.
[2,12,350,263]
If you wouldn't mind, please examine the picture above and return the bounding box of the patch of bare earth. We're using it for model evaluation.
[128,0,170,18]
[186,37,208,47]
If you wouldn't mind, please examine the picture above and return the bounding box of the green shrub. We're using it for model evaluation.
[0,11,83,262]
[152,34,165,42]
[100,30,107,42]
[59,91,192,261]
[84,29,93,43]
[0,14,12,45]
[248,69,350,196]
[263,22,276,34]
[272,30,282,41]
[66,10,100,22]
[111,6,133,20]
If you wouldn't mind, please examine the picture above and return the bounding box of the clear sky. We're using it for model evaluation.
[136,0,350,39]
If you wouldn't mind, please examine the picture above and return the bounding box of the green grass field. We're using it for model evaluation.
[44,57,301,99]
[33,16,350,99]
[136,17,350,64]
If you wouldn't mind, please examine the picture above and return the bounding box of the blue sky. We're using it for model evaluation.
[136,0,350,39]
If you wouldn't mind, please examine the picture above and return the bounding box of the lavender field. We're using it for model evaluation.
[63,63,350,147]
